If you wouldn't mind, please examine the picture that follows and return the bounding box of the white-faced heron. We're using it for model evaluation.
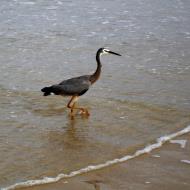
[41,48,121,116]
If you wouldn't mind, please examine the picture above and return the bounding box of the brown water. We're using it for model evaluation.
[0,0,190,189]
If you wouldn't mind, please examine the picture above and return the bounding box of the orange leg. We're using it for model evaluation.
[67,96,90,116]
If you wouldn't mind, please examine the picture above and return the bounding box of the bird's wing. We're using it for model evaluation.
[52,75,91,96]
[59,75,90,85]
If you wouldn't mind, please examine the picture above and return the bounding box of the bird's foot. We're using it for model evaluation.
[78,108,90,116]
[69,110,75,119]
[69,108,90,119]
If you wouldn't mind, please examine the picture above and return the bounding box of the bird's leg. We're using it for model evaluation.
[67,96,90,116]
[67,96,78,116]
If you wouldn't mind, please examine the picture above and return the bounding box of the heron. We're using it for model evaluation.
[41,47,121,116]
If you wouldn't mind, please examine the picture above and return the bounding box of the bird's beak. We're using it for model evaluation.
[108,51,121,56]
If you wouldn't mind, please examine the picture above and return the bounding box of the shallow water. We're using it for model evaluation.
[0,0,190,189]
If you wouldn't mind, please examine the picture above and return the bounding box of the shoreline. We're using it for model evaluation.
[7,133,190,190]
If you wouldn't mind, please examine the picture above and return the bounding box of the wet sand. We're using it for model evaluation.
[23,133,190,190]
[1,0,190,189]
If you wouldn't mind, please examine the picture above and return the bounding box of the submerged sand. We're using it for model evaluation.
[21,133,190,190]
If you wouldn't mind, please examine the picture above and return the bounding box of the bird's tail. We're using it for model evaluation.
[41,86,52,96]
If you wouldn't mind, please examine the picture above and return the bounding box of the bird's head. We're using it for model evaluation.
[98,47,121,56]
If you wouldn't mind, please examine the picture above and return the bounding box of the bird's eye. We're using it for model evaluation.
[103,49,109,53]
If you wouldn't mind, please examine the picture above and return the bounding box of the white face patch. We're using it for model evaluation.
[101,48,110,55]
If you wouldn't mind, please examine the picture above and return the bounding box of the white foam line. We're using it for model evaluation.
[169,139,187,148]
[2,125,190,190]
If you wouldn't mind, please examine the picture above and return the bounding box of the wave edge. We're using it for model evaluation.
[2,125,190,190]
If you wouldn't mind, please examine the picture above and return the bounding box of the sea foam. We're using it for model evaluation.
[2,125,190,190]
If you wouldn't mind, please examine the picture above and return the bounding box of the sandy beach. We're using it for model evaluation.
[22,133,190,190]
[1,0,190,189]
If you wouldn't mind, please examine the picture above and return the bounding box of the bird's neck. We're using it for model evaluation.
[90,52,102,84]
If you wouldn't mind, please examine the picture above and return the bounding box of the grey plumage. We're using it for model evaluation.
[41,75,91,96]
